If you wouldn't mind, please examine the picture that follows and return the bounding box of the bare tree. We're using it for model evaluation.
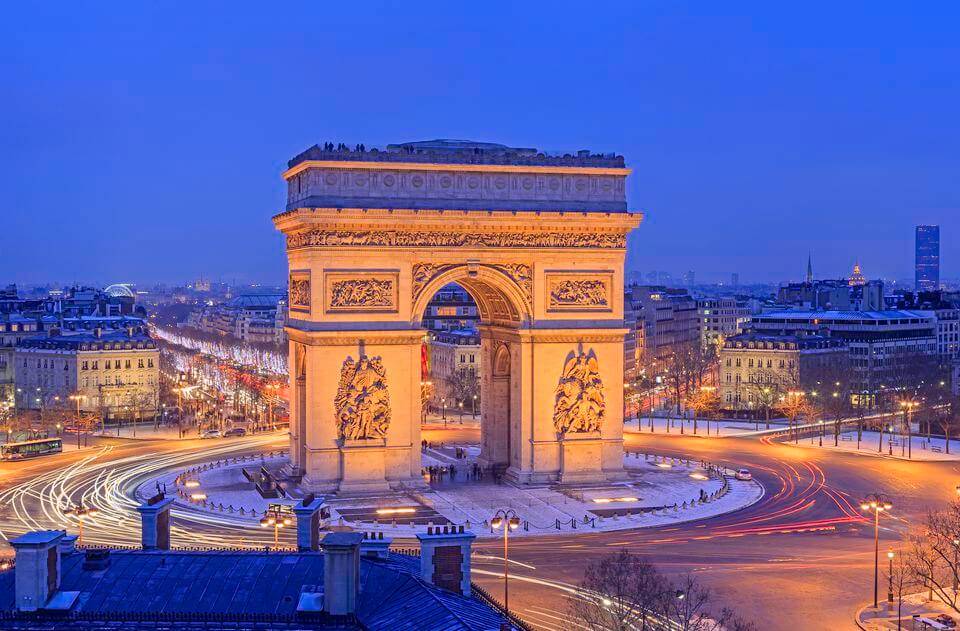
[569,550,669,631]
[807,360,853,446]
[685,387,720,435]
[449,368,480,407]
[570,552,753,631]
[665,573,753,631]
[904,503,960,612]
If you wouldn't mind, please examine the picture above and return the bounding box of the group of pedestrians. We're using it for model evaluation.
[422,461,486,484]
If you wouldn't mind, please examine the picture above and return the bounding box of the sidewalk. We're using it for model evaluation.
[857,593,959,629]
[625,416,791,438]
[779,429,960,462]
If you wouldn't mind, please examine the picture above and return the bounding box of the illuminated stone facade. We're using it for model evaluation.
[275,141,641,491]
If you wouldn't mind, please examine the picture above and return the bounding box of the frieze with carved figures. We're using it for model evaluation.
[288,230,626,251]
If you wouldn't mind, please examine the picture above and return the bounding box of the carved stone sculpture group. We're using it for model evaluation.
[289,277,311,307]
[553,351,605,434]
[334,355,391,440]
[329,279,394,308]
[549,279,608,307]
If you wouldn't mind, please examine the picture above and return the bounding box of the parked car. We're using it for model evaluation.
[224,427,247,437]
[734,468,752,481]
[200,429,223,439]
[935,614,957,628]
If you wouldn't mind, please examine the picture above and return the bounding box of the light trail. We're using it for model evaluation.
[0,436,288,550]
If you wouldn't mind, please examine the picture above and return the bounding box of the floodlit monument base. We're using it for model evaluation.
[274,140,641,493]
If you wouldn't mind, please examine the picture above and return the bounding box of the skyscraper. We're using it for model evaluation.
[915,225,940,291]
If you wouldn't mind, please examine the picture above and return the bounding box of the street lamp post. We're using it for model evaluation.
[441,398,447,426]
[818,420,824,447]
[63,503,98,546]
[491,509,520,614]
[458,401,463,423]
[68,394,87,450]
[887,550,894,604]
[265,383,281,432]
[900,401,917,460]
[260,509,292,549]
[472,394,477,419]
[860,493,892,608]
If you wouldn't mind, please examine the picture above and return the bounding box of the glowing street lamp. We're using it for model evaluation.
[899,401,918,460]
[491,509,521,613]
[860,494,892,608]
[260,509,293,549]
[68,393,87,450]
[888,550,895,603]
[63,503,99,546]
[265,383,281,431]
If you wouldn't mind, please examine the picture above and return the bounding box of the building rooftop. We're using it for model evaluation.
[289,139,625,169]
[0,549,507,631]
[227,294,286,309]
[754,310,932,322]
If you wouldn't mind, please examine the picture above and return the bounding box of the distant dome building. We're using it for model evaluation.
[847,262,866,287]
[104,284,135,299]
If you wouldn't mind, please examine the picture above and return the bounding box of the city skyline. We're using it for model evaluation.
[2,3,958,285]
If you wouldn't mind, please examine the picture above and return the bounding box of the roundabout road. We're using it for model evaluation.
[470,431,960,631]
[0,428,954,630]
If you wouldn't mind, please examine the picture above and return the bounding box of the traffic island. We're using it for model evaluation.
[138,450,763,539]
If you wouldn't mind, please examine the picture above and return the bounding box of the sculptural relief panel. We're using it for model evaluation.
[324,270,399,313]
[289,270,311,314]
[545,271,614,312]
[334,355,391,441]
[553,351,605,435]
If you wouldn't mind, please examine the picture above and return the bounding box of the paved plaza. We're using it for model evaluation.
[144,442,763,539]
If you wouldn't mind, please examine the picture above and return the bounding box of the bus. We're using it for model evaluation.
[0,438,63,460]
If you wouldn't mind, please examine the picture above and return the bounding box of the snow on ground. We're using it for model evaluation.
[145,451,764,539]
[779,429,960,461]
[625,416,790,438]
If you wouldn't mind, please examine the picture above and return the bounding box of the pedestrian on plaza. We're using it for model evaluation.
[450,464,456,481]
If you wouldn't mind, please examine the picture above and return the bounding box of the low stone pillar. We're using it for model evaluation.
[322,532,364,616]
[416,526,476,596]
[136,494,175,550]
[10,530,64,611]
[293,494,325,552]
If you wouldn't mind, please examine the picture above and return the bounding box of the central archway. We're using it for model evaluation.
[414,266,531,477]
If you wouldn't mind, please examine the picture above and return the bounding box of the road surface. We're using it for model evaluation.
[0,427,953,630]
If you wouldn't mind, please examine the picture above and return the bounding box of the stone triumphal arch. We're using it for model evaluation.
[274,140,641,492]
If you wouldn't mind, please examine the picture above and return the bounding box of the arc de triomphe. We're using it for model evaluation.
[274,140,641,492]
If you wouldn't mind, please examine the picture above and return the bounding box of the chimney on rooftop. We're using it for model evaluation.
[9,530,64,612]
[136,492,175,550]
[415,526,476,596]
[293,494,326,552]
[321,532,363,616]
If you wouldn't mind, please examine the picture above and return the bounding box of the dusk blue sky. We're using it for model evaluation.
[2,2,957,286]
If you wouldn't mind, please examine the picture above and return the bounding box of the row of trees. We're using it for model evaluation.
[570,550,754,631]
